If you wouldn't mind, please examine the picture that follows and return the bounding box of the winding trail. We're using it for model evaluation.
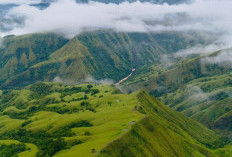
[116,68,135,85]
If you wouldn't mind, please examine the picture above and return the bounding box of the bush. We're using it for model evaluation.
[80,101,91,107]
[30,82,52,99]
[60,87,84,98]
[0,143,28,157]
[21,120,32,127]
[70,140,83,147]
[87,85,93,89]
[0,129,68,157]
[84,131,91,136]
[90,89,100,95]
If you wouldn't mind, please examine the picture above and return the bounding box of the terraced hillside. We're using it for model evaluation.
[0,82,231,157]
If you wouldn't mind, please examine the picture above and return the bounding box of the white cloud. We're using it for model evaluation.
[84,75,115,84]
[160,54,174,68]
[174,44,226,58]
[0,37,3,47]
[54,75,114,84]
[0,0,40,5]
[186,85,210,102]
[0,0,231,41]
[201,49,232,65]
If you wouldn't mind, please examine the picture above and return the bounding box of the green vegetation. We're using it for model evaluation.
[0,143,27,157]
[0,82,231,156]
[160,72,232,136]
[0,140,38,157]
[124,49,232,137]
[0,31,209,88]
[0,31,231,156]
[0,33,68,88]
[0,83,144,156]
[1,129,69,156]
[99,91,231,157]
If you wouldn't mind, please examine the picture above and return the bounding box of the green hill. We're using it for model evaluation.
[159,72,232,136]
[123,49,232,137]
[0,33,68,87]
[0,31,209,88]
[127,50,231,94]
[0,82,230,157]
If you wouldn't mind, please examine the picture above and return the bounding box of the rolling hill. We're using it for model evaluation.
[0,82,230,157]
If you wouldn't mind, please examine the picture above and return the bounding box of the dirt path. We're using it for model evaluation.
[116,68,135,85]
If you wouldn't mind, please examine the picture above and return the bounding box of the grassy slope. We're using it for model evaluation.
[0,83,144,156]
[160,72,232,135]
[123,49,232,136]
[98,91,231,157]
[0,83,230,156]
[2,31,208,88]
[132,52,231,95]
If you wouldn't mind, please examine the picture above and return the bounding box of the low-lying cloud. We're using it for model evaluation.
[0,0,40,5]
[84,75,115,84]
[201,49,232,65]
[186,85,210,103]
[174,44,226,58]
[160,54,174,68]
[0,0,231,41]
[0,37,3,47]
[54,75,115,85]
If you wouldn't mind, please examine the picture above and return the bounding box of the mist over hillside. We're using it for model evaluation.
[0,0,231,44]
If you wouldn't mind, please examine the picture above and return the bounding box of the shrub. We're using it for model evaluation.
[90,89,100,96]
[30,82,52,99]
[70,140,83,147]
[21,120,32,127]
[0,143,28,157]
[87,85,93,89]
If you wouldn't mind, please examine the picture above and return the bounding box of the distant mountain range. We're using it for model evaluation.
[0,31,210,88]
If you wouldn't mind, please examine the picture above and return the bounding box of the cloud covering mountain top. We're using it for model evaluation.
[0,0,231,49]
